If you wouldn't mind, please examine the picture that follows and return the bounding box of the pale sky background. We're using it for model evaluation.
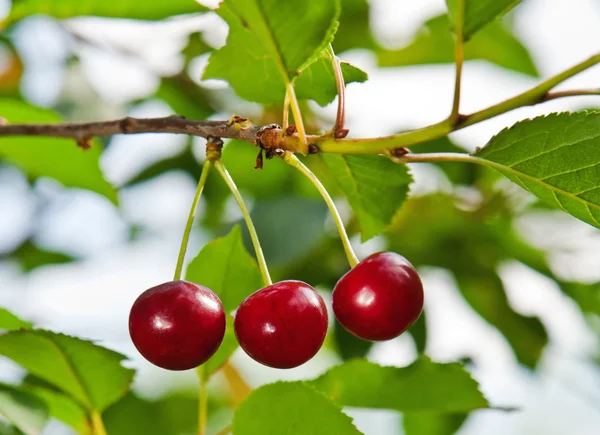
[1,0,600,434]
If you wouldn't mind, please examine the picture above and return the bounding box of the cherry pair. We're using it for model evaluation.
[129,252,424,371]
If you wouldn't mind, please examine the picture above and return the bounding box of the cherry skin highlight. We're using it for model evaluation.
[332,252,423,341]
[234,280,328,369]
[129,280,226,371]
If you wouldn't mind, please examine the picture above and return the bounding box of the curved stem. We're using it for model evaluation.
[91,411,107,435]
[449,0,465,123]
[196,366,208,435]
[327,43,346,134]
[286,82,308,152]
[214,160,273,286]
[174,160,212,280]
[284,153,359,268]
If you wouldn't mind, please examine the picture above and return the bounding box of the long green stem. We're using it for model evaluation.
[214,160,273,286]
[286,82,308,152]
[91,411,107,435]
[284,153,359,268]
[449,0,465,123]
[174,160,212,280]
[316,53,600,154]
[196,366,208,435]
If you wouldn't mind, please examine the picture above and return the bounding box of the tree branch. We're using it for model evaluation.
[1,55,599,157]
[0,115,261,142]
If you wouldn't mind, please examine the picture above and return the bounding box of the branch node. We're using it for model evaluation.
[76,137,93,151]
[285,125,297,136]
[308,143,320,154]
[390,147,409,157]
[120,117,136,134]
[254,149,264,170]
[334,128,349,139]
[206,136,224,162]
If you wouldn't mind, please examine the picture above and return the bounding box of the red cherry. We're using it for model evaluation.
[129,280,225,371]
[234,280,328,369]
[332,252,423,341]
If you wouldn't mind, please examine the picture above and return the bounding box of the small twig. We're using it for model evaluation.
[328,44,348,138]
[449,0,466,124]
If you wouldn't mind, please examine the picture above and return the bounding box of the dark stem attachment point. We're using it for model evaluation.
[206,136,224,162]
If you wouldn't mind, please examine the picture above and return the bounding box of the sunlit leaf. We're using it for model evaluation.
[309,358,489,412]
[474,112,600,229]
[0,330,134,412]
[6,0,209,23]
[233,382,362,435]
[203,0,340,104]
[0,308,32,331]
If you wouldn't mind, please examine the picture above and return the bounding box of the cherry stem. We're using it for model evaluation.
[90,411,107,435]
[328,43,346,134]
[286,82,308,152]
[173,159,213,281]
[196,365,208,435]
[284,153,359,268]
[449,0,465,124]
[214,160,273,286]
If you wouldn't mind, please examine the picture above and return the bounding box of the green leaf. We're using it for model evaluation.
[378,14,537,77]
[447,0,521,38]
[203,0,340,104]
[454,270,547,368]
[6,0,208,23]
[333,0,377,53]
[233,382,362,435]
[10,240,73,272]
[0,421,20,435]
[309,358,489,412]
[0,330,134,412]
[0,99,116,203]
[295,56,368,106]
[320,154,412,241]
[403,412,467,435]
[203,315,237,377]
[474,112,600,230]
[0,383,49,435]
[186,225,262,312]
[247,197,328,267]
[0,308,32,331]
[22,378,92,435]
[104,393,170,435]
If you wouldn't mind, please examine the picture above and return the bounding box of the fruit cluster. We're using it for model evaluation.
[129,251,424,370]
